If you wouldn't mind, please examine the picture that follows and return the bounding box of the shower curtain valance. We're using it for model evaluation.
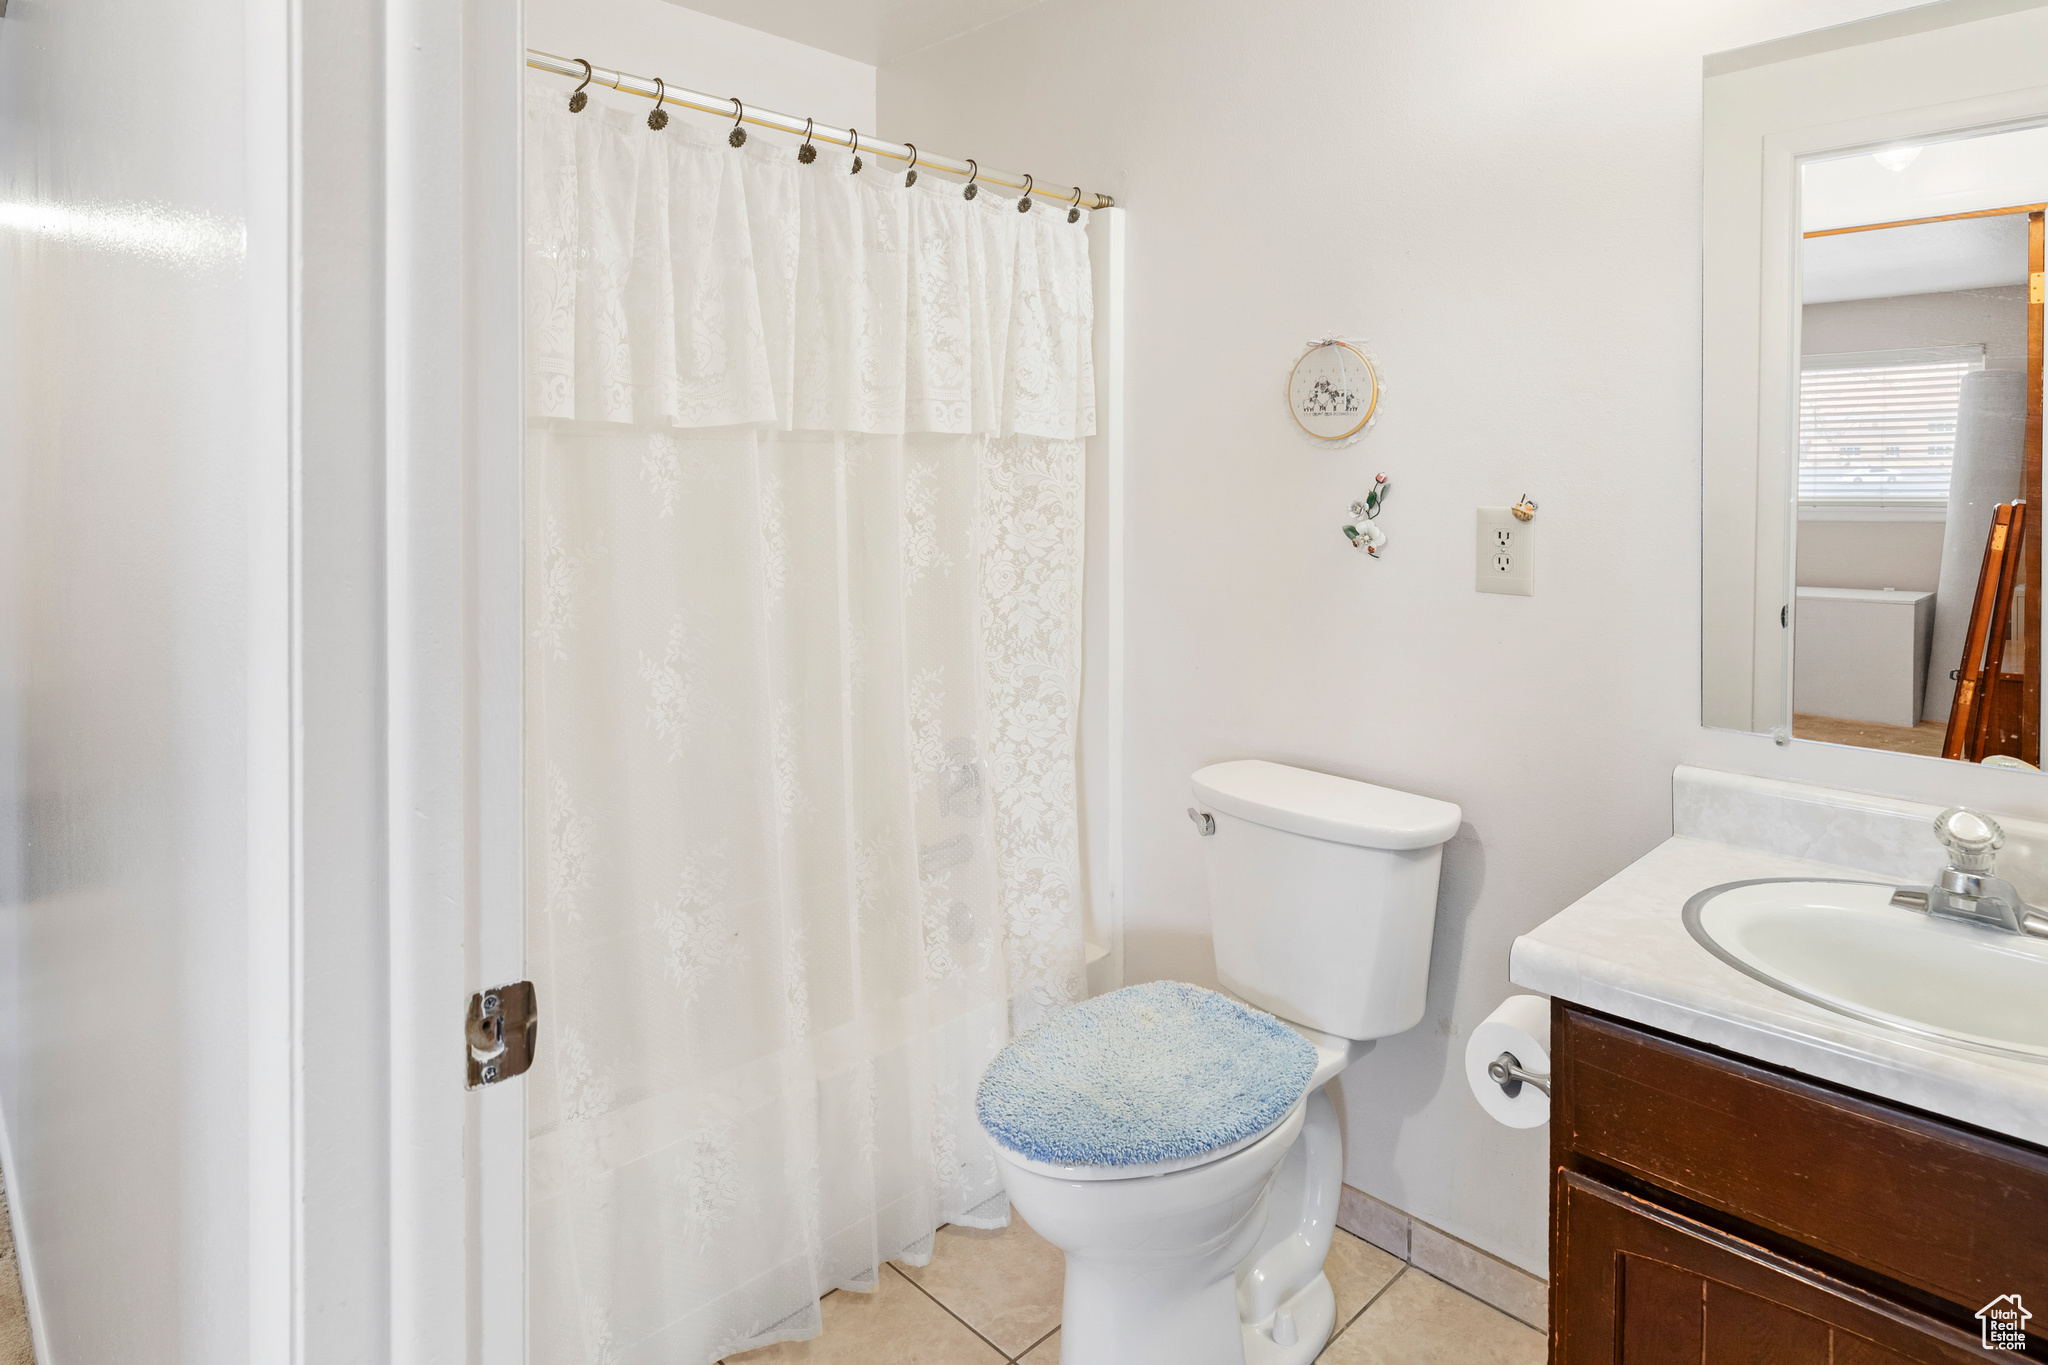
[525,90,1097,441]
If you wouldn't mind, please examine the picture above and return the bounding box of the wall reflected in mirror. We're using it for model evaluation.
[1791,127,2044,764]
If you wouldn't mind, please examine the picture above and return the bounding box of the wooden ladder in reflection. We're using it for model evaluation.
[1944,500,2028,762]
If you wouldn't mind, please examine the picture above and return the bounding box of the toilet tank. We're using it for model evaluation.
[1190,760,1461,1041]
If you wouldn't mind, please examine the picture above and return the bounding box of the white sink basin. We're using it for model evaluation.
[1685,878,2048,1061]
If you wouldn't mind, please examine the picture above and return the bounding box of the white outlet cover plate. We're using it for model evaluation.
[1476,507,1533,596]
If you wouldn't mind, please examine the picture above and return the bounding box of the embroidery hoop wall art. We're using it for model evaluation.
[1288,338,1383,449]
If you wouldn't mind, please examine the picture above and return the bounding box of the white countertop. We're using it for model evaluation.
[1510,834,2048,1148]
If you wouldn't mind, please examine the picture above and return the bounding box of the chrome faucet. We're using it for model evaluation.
[1890,808,2048,938]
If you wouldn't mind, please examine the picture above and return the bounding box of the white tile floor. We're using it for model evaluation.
[724,1216,1546,1364]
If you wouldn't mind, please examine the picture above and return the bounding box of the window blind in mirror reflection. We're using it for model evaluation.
[1798,349,1984,506]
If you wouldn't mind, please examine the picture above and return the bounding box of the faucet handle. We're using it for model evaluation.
[1935,807,2005,872]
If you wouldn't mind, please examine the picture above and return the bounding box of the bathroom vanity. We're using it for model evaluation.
[1548,1002,2046,1361]
[1513,768,2048,1362]
[1526,6,2048,1355]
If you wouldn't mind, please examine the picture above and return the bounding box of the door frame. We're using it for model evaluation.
[412,0,532,1357]
[465,0,531,1357]
[291,0,529,1358]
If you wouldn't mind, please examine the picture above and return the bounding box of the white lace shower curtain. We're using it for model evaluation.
[522,87,1093,1365]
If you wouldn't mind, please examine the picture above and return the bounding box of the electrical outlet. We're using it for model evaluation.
[1476,508,1533,596]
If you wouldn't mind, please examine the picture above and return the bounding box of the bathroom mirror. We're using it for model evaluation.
[1701,2,2047,766]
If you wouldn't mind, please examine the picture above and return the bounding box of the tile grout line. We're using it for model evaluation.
[732,1245,1489,1363]
[1013,1323,1059,1362]
[1418,1261,1549,1337]
[884,1261,1021,1362]
[1324,1263,1410,1351]
[732,1242,1540,1363]
[1342,1188,1549,1327]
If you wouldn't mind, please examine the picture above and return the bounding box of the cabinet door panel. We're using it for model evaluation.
[1835,1336,1933,1365]
[1701,1279,1830,1363]
[1618,1257,1700,1364]
[1557,1173,1987,1364]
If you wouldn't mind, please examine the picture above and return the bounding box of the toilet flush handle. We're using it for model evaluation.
[1187,807,1215,836]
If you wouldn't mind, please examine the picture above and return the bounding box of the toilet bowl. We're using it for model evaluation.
[979,760,1461,1365]
[995,1101,1307,1365]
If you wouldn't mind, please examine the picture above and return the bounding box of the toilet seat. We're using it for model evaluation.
[997,1094,1309,1180]
[977,981,1318,1180]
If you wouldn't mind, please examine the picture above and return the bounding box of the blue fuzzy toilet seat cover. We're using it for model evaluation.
[977,980,1318,1172]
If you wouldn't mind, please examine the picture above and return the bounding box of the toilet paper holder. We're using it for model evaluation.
[1485,1051,1551,1099]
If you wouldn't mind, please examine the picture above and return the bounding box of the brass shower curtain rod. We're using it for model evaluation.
[527,49,1116,212]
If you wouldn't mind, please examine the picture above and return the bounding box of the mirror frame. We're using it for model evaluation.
[1700,1,2048,759]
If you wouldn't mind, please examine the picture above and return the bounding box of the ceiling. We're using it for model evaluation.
[1802,124,2048,235]
[667,0,1045,65]
[1802,212,2032,305]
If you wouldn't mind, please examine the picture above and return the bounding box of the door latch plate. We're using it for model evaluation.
[467,981,537,1088]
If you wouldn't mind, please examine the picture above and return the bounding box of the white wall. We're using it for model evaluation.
[1803,285,2031,369]
[526,0,875,132]
[1796,518,1945,590]
[0,0,283,1358]
[881,0,2048,1278]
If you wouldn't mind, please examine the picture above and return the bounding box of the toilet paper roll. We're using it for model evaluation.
[1465,995,1551,1129]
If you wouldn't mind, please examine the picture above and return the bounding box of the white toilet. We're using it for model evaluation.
[978,759,1460,1365]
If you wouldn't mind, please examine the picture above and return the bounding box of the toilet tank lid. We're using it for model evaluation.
[1190,760,1461,850]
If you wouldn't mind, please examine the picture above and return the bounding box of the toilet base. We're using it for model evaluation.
[1058,1243,1260,1365]
[1233,1085,1345,1361]
[1240,1271,1335,1365]
[998,1106,1307,1365]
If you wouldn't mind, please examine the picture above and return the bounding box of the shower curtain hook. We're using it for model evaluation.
[1068,185,1084,224]
[646,78,669,130]
[963,159,980,200]
[568,59,594,112]
[798,117,817,164]
[903,143,918,187]
[727,98,747,146]
[848,129,863,174]
[1017,174,1034,212]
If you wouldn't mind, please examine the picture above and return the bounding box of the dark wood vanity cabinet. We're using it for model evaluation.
[1549,1002,2048,1362]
